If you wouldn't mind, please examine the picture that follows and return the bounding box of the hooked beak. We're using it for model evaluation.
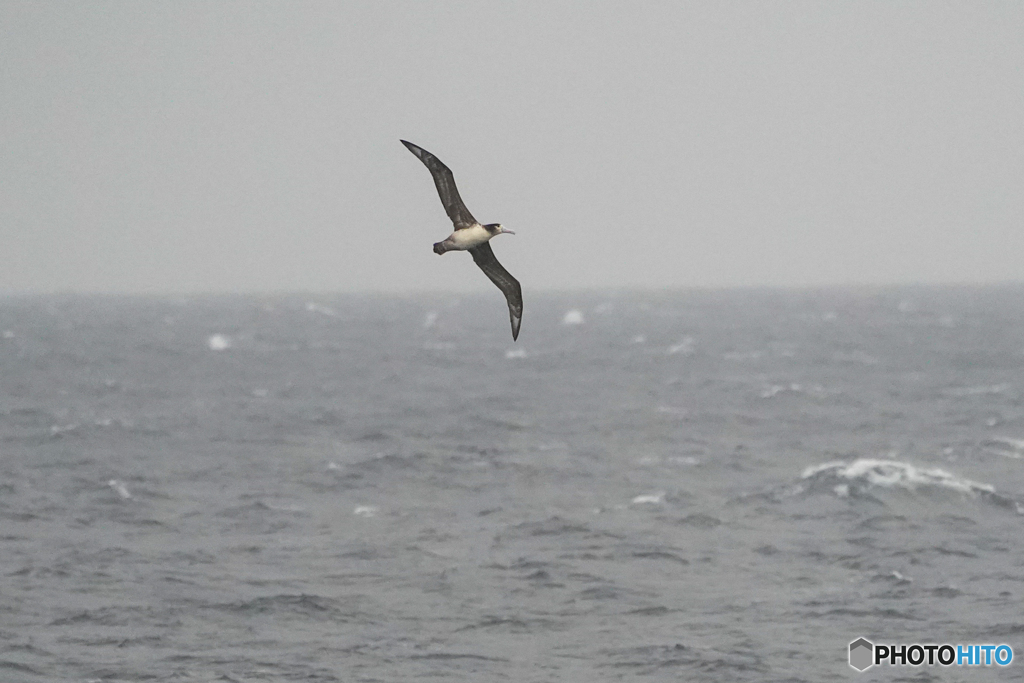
[500,227,516,235]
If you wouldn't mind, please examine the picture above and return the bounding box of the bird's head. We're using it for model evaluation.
[487,223,515,236]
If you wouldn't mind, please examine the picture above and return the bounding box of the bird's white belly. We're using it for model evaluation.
[448,224,491,250]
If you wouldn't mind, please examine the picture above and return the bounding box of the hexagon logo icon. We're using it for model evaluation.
[849,638,874,671]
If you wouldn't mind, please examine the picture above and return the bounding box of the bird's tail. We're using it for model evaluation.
[433,241,449,255]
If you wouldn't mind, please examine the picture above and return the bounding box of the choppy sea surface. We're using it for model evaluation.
[2,286,1024,682]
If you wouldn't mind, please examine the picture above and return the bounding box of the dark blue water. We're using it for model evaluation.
[1,287,1022,681]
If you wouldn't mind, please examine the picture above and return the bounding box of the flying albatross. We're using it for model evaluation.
[401,140,523,341]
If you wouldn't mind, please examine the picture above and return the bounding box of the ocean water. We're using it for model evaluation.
[1,286,1023,682]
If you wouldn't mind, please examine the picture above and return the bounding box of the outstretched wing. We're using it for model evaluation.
[469,242,523,341]
[401,140,477,229]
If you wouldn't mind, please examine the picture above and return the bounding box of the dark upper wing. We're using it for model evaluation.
[401,140,477,229]
[469,242,523,341]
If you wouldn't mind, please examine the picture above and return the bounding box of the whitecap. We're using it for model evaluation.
[629,334,646,344]
[761,383,801,398]
[667,337,695,355]
[108,479,132,500]
[631,492,665,505]
[505,348,527,359]
[50,423,79,437]
[890,570,912,583]
[353,505,378,517]
[305,302,337,317]
[802,459,995,496]
[562,309,585,325]
[207,334,232,351]
[982,437,1024,459]
[423,311,438,329]
[637,455,698,466]
[944,384,1010,397]
[760,383,830,399]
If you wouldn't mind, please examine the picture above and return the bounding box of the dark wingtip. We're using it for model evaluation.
[401,140,427,161]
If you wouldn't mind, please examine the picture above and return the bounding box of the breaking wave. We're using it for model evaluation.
[797,459,1023,513]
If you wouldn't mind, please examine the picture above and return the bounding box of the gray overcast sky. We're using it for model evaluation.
[1,2,1022,294]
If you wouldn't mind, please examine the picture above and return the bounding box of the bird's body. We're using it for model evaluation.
[434,223,501,253]
[401,140,523,341]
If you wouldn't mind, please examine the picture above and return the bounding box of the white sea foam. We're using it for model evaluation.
[631,492,665,505]
[629,334,646,344]
[943,384,1010,397]
[505,348,528,359]
[982,437,1024,459]
[207,334,232,351]
[108,479,132,499]
[353,505,378,517]
[50,423,79,437]
[890,570,911,583]
[423,311,438,329]
[304,302,337,317]
[761,383,830,399]
[761,383,802,398]
[637,455,698,466]
[562,309,585,325]
[667,336,695,355]
[802,459,995,496]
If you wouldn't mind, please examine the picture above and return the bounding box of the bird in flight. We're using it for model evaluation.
[401,140,523,341]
